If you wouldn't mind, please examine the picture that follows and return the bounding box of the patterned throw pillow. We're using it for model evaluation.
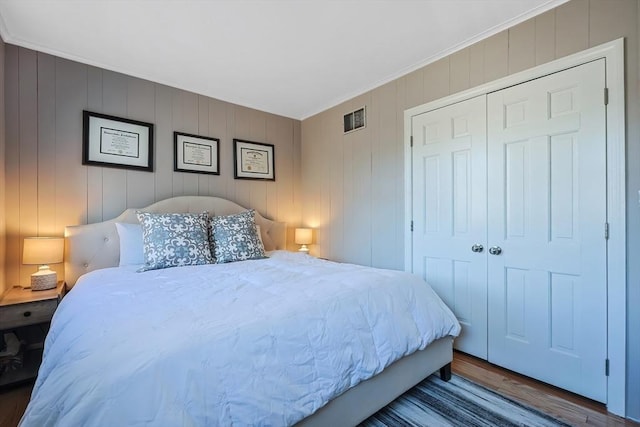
[210,210,266,263]
[136,212,213,271]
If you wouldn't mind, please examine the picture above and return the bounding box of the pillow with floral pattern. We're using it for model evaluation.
[136,211,213,271]
[210,210,265,263]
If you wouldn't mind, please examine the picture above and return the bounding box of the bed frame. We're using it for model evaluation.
[63,196,453,426]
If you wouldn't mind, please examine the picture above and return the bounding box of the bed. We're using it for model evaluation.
[19,196,460,426]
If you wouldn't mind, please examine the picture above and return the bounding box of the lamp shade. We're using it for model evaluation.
[295,228,313,245]
[23,237,64,265]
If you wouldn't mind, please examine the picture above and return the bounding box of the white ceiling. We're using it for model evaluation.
[0,0,568,120]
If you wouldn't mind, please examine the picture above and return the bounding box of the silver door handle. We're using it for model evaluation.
[489,246,502,255]
[471,244,484,253]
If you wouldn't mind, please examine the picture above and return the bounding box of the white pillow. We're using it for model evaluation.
[115,222,145,266]
[256,224,264,247]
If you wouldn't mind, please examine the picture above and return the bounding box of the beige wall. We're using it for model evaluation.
[301,0,640,419]
[0,36,5,294]
[4,46,302,289]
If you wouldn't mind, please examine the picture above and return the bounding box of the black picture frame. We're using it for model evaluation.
[83,110,154,172]
[174,132,220,175]
[233,139,275,181]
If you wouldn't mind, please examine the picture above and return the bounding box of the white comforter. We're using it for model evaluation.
[20,251,460,426]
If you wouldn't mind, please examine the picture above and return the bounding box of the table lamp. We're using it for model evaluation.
[295,228,313,253]
[23,237,64,291]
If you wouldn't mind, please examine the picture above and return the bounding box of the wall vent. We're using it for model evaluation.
[344,107,366,134]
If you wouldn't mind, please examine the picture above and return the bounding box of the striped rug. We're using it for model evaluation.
[360,374,570,427]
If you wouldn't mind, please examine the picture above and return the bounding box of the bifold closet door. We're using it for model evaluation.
[411,95,488,359]
[486,59,607,402]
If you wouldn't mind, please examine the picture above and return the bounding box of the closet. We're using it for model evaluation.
[410,59,607,402]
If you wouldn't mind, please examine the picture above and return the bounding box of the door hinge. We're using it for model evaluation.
[605,359,610,376]
[605,222,609,240]
[410,135,414,147]
[604,88,609,105]
[411,220,414,232]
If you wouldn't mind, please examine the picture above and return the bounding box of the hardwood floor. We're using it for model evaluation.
[0,382,31,427]
[453,351,638,426]
[0,352,638,427]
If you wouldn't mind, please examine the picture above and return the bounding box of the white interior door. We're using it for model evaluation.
[486,59,607,402]
[411,96,488,358]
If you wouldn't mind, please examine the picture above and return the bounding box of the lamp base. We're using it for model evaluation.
[298,244,309,253]
[31,269,57,291]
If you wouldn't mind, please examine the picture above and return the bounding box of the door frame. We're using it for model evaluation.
[403,38,626,416]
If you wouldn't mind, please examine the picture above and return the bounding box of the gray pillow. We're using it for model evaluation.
[136,212,213,271]
[210,210,265,263]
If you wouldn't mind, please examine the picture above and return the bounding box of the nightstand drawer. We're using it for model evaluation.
[0,299,58,329]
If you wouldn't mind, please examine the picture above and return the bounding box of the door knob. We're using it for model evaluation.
[489,246,502,255]
[471,244,484,253]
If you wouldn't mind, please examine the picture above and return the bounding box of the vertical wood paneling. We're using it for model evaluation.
[535,10,556,65]
[468,43,485,87]
[424,58,450,103]
[350,93,372,266]
[4,46,302,288]
[484,31,509,82]
[126,78,156,209]
[5,45,20,287]
[54,58,88,230]
[50,57,88,287]
[266,114,287,221]
[450,48,470,94]
[171,89,184,196]
[403,69,425,110]
[101,71,128,220]
[555,0,589,57]
[18,49,39,284]
[248,110,267,214]
[300,114,320,251]
[326,111,342,259]
[181,91,199,195]
[232,106,253,209]
[154,84,174,201]
[207,98,227,197]
[371,81,398,269]
[37,54,58,234]
[508,20,536,74]
[0,38,5,293]
[224,103,237,201]
[37,54,63,281]
[86,66,104,224]
[290,120,302,250]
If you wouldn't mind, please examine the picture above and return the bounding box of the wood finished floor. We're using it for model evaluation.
[1,351,637,427]
[452,351,638,426]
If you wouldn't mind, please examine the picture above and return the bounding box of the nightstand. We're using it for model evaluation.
[0,281,66,388]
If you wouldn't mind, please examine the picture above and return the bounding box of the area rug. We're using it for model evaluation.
[360,374,570,427]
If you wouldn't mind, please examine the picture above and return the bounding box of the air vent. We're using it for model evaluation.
[344,107,366,134]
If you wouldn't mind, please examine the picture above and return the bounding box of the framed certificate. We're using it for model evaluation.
[174,132,220,175]
[83,111,154,172]
[233,139,275,181]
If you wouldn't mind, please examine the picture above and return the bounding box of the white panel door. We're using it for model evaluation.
[411,96,488,358]
[487,59,607,402]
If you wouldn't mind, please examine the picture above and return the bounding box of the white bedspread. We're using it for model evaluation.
[20,251,460,426]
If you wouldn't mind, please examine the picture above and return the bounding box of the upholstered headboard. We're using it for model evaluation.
[64,196,287,287]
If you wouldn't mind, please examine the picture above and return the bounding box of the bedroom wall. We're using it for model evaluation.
[4,46,302,289]
[301,0,640,419]
[0,36,6,295]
